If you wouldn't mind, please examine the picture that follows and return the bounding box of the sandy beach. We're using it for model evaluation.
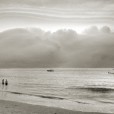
[0,100,110,114]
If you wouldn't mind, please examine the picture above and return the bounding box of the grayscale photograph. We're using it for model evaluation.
[0,0,114,114]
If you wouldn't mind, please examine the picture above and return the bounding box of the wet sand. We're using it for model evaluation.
[0,100,110,114]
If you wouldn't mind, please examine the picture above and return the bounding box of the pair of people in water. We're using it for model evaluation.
[2,79,8,86]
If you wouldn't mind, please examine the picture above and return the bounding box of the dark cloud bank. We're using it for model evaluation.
[0,26,114,68]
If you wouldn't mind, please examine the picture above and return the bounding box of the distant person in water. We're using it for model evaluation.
[5,79,8,86]
[2,79,4,85]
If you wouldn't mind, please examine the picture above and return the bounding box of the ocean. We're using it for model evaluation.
[0,68,114,113]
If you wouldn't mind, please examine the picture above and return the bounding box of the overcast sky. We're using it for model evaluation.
[0,0,114,32]
[0,0,114,68]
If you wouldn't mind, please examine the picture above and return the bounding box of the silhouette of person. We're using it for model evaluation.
[5,79,8,86]
[2,79,4,85]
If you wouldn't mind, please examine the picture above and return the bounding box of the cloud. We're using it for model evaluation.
[0,0,114,10]
[0,4,114,33]
[84,26,99,34]
[100,26,111,33]
[84,26,112,34]
[0,26,114,68]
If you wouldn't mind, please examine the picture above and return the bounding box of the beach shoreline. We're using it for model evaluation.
[0,99,111,114]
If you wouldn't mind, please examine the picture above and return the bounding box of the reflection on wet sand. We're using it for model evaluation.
[0,82,8,98]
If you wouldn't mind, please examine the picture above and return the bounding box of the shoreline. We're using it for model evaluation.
[0,99,110,114]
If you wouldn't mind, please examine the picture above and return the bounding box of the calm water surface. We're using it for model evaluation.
[0,68,114,113]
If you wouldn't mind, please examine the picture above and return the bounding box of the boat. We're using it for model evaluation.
[108,72,114,74]
[47,69,54,72]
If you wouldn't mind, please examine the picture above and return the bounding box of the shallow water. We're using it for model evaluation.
[0,68,114,113]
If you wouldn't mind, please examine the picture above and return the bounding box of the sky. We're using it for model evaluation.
[0,0,114,68]
[0,0,114,32]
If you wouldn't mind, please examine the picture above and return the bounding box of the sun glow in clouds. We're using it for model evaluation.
[0,7,113,33]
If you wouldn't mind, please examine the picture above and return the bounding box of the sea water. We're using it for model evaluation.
[0,68,114,113]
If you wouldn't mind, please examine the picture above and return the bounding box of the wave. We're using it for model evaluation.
[97,100,114,104]
[81,87,114,93]
[68,86,114,93]
[6,91,65,100]
[75,100,89,104]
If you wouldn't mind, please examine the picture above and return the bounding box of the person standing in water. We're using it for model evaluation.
[5,79,8,86]
[2,79,4,85]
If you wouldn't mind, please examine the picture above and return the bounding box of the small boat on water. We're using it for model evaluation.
[47,69,54,72]
[108,72,114,74]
